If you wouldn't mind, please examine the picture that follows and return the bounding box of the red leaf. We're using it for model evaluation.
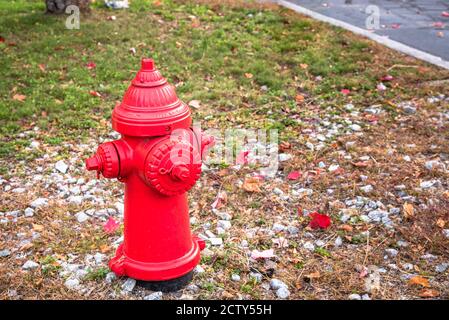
[309,212,331,229]
[236,150,249,165]
[0,36,5,43]
[86,61,96,70]
[442,11,449,17]
[287,170,301,180]
[103,217,120,234]
[211,191,227,209]
[89,90,102,98]
[391,23,401,29]
[340,89,350,95]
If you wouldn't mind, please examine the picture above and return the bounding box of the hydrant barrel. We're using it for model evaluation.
[85,56,212,291]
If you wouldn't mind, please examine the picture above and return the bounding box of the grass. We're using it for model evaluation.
[1,0,448,164]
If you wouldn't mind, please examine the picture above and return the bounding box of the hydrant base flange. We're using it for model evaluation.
[136,271,194,293]
[109,239,201,282]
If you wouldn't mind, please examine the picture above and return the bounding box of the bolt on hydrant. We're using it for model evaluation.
[85,57,214,291]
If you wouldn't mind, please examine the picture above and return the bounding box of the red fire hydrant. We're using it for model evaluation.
[85,57,213,291]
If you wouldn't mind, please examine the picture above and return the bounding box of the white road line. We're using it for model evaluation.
[277,0,449,70]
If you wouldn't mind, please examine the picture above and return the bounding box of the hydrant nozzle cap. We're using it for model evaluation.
[141,58,155,71]
[86,156,101,171]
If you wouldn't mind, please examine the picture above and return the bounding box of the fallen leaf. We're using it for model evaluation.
[250,249,275,260]
[419,289,439,298]
[103,217,120,234]
[437,31,444,38]
[89,90,102,98]
[38,64,46,72]
[377,83,387,91]
[0,36,5,43]
[86,61,96,70]
[305,271,321,279]
[287,170,301,180]
[236,150,249,165]
[188,100,201,109]
[129,47,136,55]
[442,11,449,17]
[12,94,26,102]
[436,218,445,228]
[340,89,350,95]
[408,276,430,287]
[107,15,116,21]
[272,237,289,248]
[242,177,262,193]
[191,18,201,28]
[403,202,414,219]
[339,224,353,232]
[352,161,370,168]
[391,23,401,29]
[309,212,331,230]
[244,73,253,79]
[211,191,227,209]
[432,22,445,28]
[299,63,308,69]
[279,141,291,151]
[32,224,44,232]
[100,244,111,253]
[295,94,305,104]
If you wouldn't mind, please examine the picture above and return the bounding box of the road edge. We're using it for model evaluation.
[277,0,449,70]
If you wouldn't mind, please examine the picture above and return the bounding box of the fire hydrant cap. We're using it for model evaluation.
[112,58,191,137]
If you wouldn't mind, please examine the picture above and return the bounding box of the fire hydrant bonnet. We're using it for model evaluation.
[112,58,191,137]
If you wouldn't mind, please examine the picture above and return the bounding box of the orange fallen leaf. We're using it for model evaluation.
[408,275,430,287]
[339,224,353,232]
[244,73,253,79]
[38,64,46,72]
[299,63,308,69]
[242,177,262,193]
[436,218,446,228]
[191,18,201,28]
[32,224,44,232]
[89,90,102,98]
[12,94,26,102]
[419,289,439,298]
[351,161,370,167]
[295,94,305,104]
[305,271,321,279]
[403,202,414,219]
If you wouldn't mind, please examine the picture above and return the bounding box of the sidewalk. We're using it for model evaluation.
[280,0,449,69]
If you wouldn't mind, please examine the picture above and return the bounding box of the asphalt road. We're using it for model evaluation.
[285,0,449,61]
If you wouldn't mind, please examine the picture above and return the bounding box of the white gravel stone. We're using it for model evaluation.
[349,124,362,131]
[443,229,449,238]
[420,180,436,189]
[231,274,241,282]
[360,185,373,193]
[385,248,398,258]
[348,293,362,300]
[270,279,288,290]
[22,260,39,270]
[75,211,89,223]
[217,220,231,230]
[328,164,340,172]
[114,202,124,215]
[435,263,448,273]
[209,237,223,246]
[272,223,285,233]
[276,287,290,299]
[121,278,136,292]
[334,236,343,247]
[12,187,26,193]
[30,198,48,208]
[361,294,371,300]
[0,249,11,257]
[30,141,40,149]
[55,160,69,174]
[24,208,34,217]
[287,226,299,235]
[278,153,292,162]
[303,241,315,251]
[105,272,117,284]
[144,292,163,300]
[194,265,205,274]
[64,278,80,290]
[249,272,262,282]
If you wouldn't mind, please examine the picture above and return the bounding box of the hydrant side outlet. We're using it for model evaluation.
[86,57,214,288]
